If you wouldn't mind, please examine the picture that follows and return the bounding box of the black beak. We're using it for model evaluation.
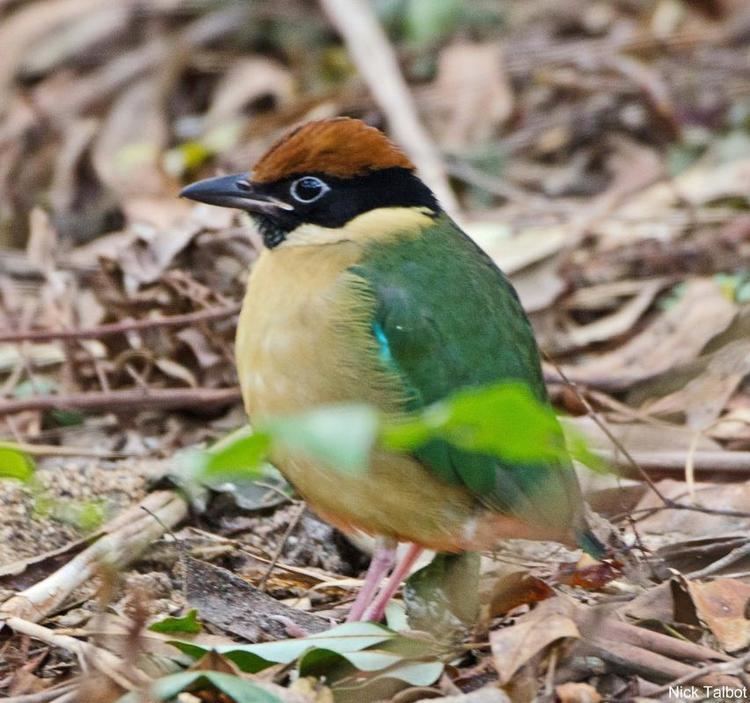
[179,173,293,215]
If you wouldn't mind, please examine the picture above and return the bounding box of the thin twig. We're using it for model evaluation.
[688,540,750,580]
[319,0,458,215]
[0,491,188,622]
[0,440,130,459]
[2,682,78,703]
[545,355,670,505]
[0,303,241,344]
[258,502,306,591]
[0,386,241,416]
[2,617,147,689]
[646,650,750,700]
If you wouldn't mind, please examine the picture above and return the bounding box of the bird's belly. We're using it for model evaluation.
[234,247,477,547]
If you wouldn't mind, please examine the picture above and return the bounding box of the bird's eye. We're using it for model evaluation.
[290,176,330,203]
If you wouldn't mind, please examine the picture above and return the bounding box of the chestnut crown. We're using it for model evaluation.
[180,118,438,248]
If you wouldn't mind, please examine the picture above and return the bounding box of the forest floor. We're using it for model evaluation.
[4,1,750,701]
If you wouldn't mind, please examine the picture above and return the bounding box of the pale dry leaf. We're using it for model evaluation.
[562,279,665,347]
[418,689,510,703]
[708,407,750,442]
[20,4,130,78]
[92,78,169,197]
[490,596,580,685]
[561,416,723,454]
[633,479,750,544]
[204,56,295,129]
[597,154,750,246]
[555,681,602,703]
[154,358,198,388]
[562,279,736,389]
[429,41,513,149]
[509,256,566,313]
[685,578,750,652]
[644,339,750,429]
[467,223,569,275]
[26,208,58,274]
[0,0,111,114]
[118,219,202,292]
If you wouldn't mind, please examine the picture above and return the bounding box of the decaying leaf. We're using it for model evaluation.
[563,279,736,389]
[490,596,580,685]
[684,578,750,652]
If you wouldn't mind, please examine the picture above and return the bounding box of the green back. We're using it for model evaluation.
[351,214,582,534]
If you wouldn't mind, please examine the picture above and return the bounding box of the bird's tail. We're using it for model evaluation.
[576,527,607,560]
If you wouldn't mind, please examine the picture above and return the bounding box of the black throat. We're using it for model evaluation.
[250,167,440,249]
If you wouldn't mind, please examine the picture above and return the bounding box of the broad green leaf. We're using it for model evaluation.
[178,426,271,488]
[203,428,271,480]
[171,622,394,673]
[383,382,566,464]
[404,0,462,45]
[148,608,203,634]
[404,552,480,640]
[0,446,35,482]
[117,671,281,703]
[265,404,379,474]
[52,499,106,531]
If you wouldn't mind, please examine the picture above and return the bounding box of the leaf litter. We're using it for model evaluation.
[4,0,750,701]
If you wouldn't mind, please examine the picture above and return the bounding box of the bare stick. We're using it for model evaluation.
[0,490,188,622]
[546,355,670,504]
[258,502,306,591]
[647,649,750,698]
[597,448,750,478]
[0,303,241,344]
[2,616,147,689]
[319,0,458,214]
[0,386,241,415]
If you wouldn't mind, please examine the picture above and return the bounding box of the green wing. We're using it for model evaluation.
[354,215,583,536]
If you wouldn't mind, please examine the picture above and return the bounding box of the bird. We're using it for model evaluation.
[180,117,603,622]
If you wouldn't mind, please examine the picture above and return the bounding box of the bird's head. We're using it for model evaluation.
[180,117,439,249]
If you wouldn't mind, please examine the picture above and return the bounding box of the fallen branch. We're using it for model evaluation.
[319,0,458,215]
[0,490,188,622]
[597,448,750,478]
[0,303,241,344]
[0,386,241,415]
[1,616,147,690]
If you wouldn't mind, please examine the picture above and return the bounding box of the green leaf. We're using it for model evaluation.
[404,552,480,640]
[148,608,203,634]
[116,671,281,703]
[265,404,379,474]
[0,445,35,483]
[178,426,271,488]
[383,382,566,464]
[170,622,395,673]
[404,0,462,45]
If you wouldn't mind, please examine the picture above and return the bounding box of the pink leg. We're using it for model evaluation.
[362,543,424,622]
[346,537,397,622]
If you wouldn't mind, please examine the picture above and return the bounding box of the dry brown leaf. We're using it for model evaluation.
[562,279,736,389]
[555,682,602,703]
[92,78,170,197]
[644,339,750,429]
[0,0,111,113]
[468,223,569,274]
[509,257,566,313]
[204,56,295,129]
[561,416,722,454]
[562,279,664,347]
[633,479,750,544]
[685,578,750,652]
[429,41,513,149]
[421,690,510,703]
[490,597,580,685]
